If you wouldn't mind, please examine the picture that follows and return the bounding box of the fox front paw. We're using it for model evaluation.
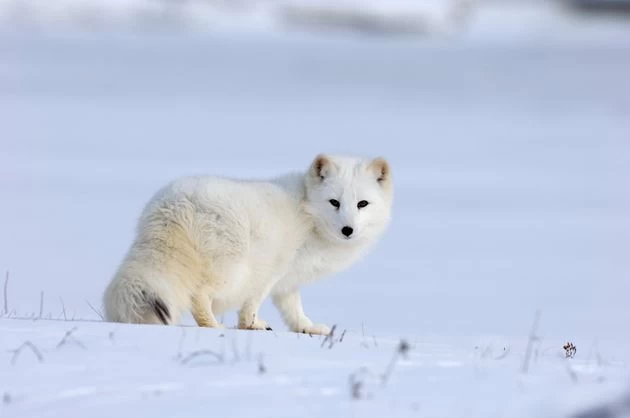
[300,324,331,336]
[238,317,273,331]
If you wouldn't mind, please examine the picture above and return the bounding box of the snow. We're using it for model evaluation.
[2,320,629,418]
[1,2,630,417]
[2,0,630,42]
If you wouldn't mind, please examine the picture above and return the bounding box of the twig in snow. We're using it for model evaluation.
[9,341,44,365]
[494,346,511,360]
[59,297,67,321]
[258,353,266,374]
[349,367,370,400]
[3,271,9,315]
[339,329,347,343]
[320,324,337,349]
[360,322,369,348]
[350,374,363,400]
[381,339,410,386]
[521,310,541,374]
[180,349,224,365]
[56,326,86,349]
[86,300,104,320]
[38,291,44,319]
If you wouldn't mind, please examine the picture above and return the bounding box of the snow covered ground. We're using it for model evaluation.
[1,2,630,416]
[3,0,630,42]
[2,319,629,418]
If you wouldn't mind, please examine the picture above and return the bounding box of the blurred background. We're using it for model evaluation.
[1,0,629,341]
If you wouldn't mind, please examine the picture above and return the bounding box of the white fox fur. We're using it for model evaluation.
[103,154,393,335]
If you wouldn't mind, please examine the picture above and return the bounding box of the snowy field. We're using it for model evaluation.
[1,1,630,416]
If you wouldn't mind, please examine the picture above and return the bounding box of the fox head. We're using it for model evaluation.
[304,154,393,245]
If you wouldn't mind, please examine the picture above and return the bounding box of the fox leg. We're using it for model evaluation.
[191,286,224,328]
[238,296,273,331]
[272,290,331,335]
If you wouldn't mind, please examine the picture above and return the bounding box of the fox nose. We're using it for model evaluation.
[341,226,354,237]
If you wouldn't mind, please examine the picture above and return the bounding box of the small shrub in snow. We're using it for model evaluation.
[563,342,577,359]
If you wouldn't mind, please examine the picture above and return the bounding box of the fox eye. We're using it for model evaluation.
[329,199,340,208]
[357,200,369,209]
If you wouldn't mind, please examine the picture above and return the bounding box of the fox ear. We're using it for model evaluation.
[369,157,390,185]
[310,154,334,181]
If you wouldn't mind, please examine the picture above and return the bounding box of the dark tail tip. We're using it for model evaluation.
[142,290,170,325]
[152,298,171,325]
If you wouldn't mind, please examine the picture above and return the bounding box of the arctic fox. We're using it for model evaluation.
[103,154,393,335]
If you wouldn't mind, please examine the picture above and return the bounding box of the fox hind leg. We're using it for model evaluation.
[191,286,224,328]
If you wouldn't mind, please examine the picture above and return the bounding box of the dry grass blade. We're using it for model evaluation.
[39,291,44,319]
[10,341,44,365]
[320,324,337,349]
[258,353,266,374]
[3,271,9,315]
[56,326,86,349]
[494,346,511,360]
[180,350,224,365]
[350,374,363,400]
[521,310,541,374]
[86,300,104,320]
[381,339,410,387]
[59,297,68,321]
[348,367,370,400]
